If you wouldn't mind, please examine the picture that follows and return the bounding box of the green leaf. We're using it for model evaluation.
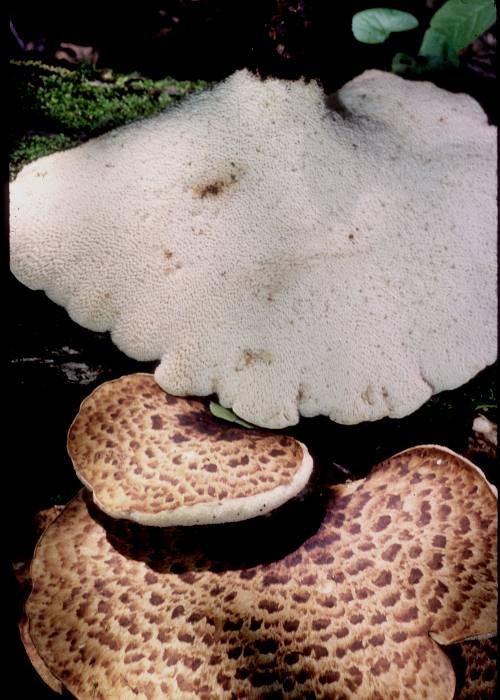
[419,0,496,62]
[352,9,419,44]
[475,403,496,412]
[209,402,255,429]
[419,31,460,67]
[391,52,423,74]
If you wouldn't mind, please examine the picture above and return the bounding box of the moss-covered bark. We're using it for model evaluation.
[9,60,209,178]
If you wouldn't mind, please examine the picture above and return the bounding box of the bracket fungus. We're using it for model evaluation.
[25,446,497,699]
[9,69,497,428]
[19,615,64,695]
[67,373,313,525]
[452,638,497,699]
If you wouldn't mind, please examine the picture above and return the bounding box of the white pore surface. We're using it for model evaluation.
[10,70,497,428]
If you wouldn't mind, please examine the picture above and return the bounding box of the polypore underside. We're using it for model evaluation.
[9,69,497,428]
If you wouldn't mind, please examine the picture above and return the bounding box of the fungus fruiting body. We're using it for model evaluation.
[452,637,497,699]
[67,373,313,525]
[10,69,497,428]
[19,615,63,695]
[25,446,497,699]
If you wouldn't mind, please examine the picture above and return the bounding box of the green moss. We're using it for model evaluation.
[9,60,209,178]
[9,133,77,179]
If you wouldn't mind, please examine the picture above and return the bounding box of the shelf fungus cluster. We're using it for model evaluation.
[21,375,497,699]
[12,67,497,697]
[10,69,497,428]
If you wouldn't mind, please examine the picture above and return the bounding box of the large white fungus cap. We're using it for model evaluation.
[10,69,497,428]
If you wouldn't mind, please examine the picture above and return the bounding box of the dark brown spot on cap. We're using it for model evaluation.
[149,594,163,606]
[223,619,243,632]
[227,646,242,660]
[395,606,418,622]
[427,597,443,613]
[314,552,335,565]
[319,671,340,684]
[458,516,471,533]
[408,568,423,584]
[318,595,336,608]
[373,515,391,531]
[433,535,446,548]
[382,543,401,561]
[311,618,330,631]
[374,570,392,587]
[249,617,262,631]
[240,569,256,580]
[369,634,385,647]
[392,631,407,643]
[435,581,449,596]
[438,504,452,519]
[178,632,195,643]
[356,587,373,600]
[263,573,290,586]
[269,449,286,457]
[348,557,373,575]
[382,592,400,607]
[283,620,300,632]
[387,494,402,509]
[254,638,279,654]
[304,644,329,659]
[428,553,444,570]
[296,668,314,683]
[371,658,390,676]
[171,605,184,619]
[147,414,163,431]
[292,592,310,603]
[258,599,282,614]
[341,590,354,603]
[284,652,300,665]
[349,614,364,625]
[346,666,363,690]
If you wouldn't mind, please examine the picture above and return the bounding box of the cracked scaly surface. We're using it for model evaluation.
[26,446,497,699]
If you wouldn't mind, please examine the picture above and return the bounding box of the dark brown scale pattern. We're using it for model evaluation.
[67,374,306,519]
[449,638,497,699]
[27,447,497,699]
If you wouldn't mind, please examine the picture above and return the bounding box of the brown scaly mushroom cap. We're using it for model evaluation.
[26,446,497,699]
[19,615,63,695]
[10,69,497,429]
[451,638,497,699]
[67,373,313,525]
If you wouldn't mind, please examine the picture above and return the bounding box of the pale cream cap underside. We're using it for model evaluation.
[10,69,497,427]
